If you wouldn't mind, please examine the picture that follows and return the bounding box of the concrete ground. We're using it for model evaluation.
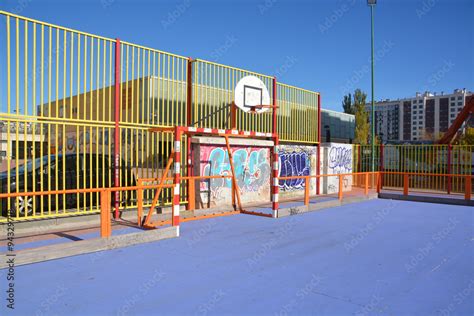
[1,199,473,315]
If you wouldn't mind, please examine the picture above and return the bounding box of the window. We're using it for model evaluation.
[413,126,417,130]
[413,110,417,114]
[451,97,455,101]
[419,99,423,103]
[451,108,456,112]
[450,114,456,118]
[413,137,417,140]
[458,96,462,100]
[451,103,456,107]
[458,101,463,106]
[419,121,423,124]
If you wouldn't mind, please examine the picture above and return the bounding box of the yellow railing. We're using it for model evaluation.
[353,144,473,193]
[0,10,321,222]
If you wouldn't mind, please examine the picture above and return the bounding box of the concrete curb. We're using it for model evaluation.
[378,193,474,206]
[277,194,378,217]
[0,226,178,268]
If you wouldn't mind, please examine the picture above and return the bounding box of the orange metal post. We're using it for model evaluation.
[403,174,409,196]
[465,176,471,200]
[304,177,310,206]
[230,102,236,129]
[376,172,381,193]
[365,173,369,196]
[100,189,111,238]
[224,136,243,211]
[188,178,195,211]
[137,179,143,226]
[338,175,343,201]
[186,57,193,211]
[143,150,174,227]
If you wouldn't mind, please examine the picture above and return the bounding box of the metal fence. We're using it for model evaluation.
[0,11,320,221]
[353,144,473,193]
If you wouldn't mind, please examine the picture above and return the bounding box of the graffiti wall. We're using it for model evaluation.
[320,143,353,194]
[195,139,271,208]
[277,145,317,198]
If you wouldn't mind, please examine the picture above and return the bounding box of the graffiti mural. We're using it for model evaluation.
[199,146,270,205]
[328,145,352,173]
[278,145,317,193]
[320,143,353,194]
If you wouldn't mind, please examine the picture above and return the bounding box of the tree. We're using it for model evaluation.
[353,89,366,108]
[342,93,354,114]
[458,127,474,145]
[353,89,370,145]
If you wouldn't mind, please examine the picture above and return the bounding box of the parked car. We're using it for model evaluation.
[0,154,136,217]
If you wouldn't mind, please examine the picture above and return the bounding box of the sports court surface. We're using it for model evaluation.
[1,199,473,315]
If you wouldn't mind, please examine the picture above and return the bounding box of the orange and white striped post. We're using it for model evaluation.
[271,78,279,218]
[173,126,181,234]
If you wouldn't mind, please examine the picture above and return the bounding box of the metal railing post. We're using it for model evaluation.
[465,175,471,201]
[365,172,369,196]
[304,177,310,206]
[172,126,181,232]
[100,189,111,238]
[113,38,121,220]
[338,175,343,201]
[137,179,143,227]
[447,144,452,194]
[188,178,195,211]
[403,174,409,196]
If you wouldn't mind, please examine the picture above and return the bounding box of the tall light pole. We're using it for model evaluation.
[368,0,376,172]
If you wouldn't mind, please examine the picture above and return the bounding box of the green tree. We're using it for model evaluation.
[342,93,354,114]
[353,89,370,145]
[458,127,474,145]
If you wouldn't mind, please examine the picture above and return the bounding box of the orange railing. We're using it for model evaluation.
[0,182,175,237]
[277,172,380,205]
[379,171,473,200]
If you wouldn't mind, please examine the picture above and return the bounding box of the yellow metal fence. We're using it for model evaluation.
[0,10,319,221]
[353,144,473,193]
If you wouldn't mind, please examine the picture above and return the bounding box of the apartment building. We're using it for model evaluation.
[367,89,472,142]
[321,109,355,143]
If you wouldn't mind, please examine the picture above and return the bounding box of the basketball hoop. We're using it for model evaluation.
[234,75,271,114]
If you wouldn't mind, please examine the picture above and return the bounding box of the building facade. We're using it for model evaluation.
[367,89,472,142]
[321,109,355,143]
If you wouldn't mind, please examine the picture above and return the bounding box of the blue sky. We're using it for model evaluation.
[0,0,473,111]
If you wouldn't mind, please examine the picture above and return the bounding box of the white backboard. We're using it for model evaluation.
[234,76,271,113]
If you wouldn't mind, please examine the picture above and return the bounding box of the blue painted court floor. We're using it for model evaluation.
[1,199,473,315]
